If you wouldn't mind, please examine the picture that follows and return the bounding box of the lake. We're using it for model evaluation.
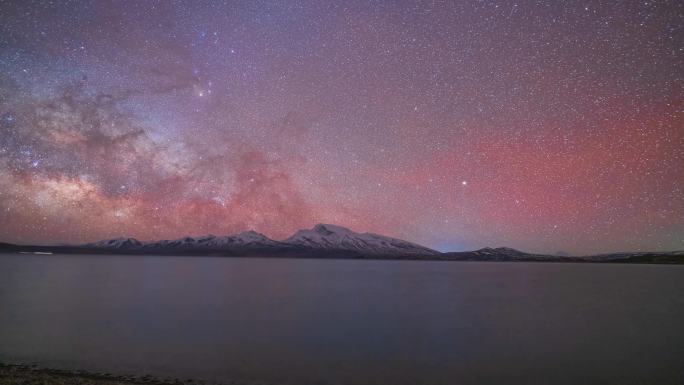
[0,254,682,385]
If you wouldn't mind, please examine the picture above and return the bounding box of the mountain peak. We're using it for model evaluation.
[493,247,522,253]
[312,223,353,235]
[90,237,142,248]
[286,224,438,256]
[236,230,270,240]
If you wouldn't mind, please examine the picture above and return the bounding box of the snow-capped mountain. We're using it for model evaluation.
[81,224,438,257]
[285,224,439,256]
[144,231,282,250]
[194,231,281,248]
[89,237,143,249]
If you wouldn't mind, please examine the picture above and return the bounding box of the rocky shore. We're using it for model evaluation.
[0,363,240,385]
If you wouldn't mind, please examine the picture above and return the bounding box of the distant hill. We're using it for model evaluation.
[584,250,684,264]
[440,247,683,264]
[440,247,586,262]
[0,242,23,253]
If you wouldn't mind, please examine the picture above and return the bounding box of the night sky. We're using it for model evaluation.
[0,1,682,254]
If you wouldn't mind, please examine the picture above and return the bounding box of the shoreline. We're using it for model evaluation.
[0,363,227,385]
[1,250,683,265]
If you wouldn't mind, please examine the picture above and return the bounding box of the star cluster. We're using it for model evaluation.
[0,1,682,254]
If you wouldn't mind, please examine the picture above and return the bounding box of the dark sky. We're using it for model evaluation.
[0,0,682,254]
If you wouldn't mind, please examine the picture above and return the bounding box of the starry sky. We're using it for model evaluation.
[0,0,682,255]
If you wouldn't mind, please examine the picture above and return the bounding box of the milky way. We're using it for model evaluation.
[0,1,682,254]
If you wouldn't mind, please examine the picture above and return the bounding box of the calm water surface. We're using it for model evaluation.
[0,254,683,385]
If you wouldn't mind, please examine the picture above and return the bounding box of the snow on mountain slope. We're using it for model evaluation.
[193,231,281,248]
[145,231,281,249]
[85,224,438,256]
[89,237,142,249]
[284,224,438,256]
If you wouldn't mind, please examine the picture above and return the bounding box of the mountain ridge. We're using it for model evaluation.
[0,224,682,264]
[83,223,439,257]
